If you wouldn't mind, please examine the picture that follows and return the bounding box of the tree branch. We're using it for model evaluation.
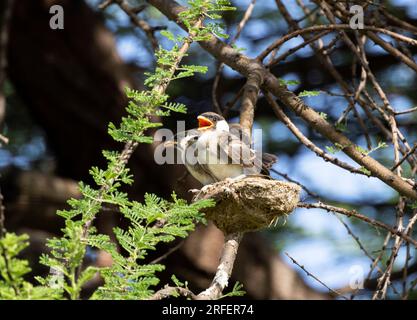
[298,202,417,248]
[196,232,242,300]
[147,0,417,200]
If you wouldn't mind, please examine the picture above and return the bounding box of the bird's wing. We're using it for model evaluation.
[260,152,278,175]
[229,123,251,146]
[215,127,257,168]
[228,123,278,175]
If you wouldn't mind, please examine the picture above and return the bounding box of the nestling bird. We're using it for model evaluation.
[169,112,277,185]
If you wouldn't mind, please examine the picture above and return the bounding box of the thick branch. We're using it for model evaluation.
[196,232,242,300]
[239,68,263,137]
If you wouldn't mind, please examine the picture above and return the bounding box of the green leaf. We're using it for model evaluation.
[160,30,175,41]
[279,78,300,86]
[298,90,322,97]
[359,167,371,176]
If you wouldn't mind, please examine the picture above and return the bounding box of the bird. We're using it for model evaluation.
[167,112,277,186]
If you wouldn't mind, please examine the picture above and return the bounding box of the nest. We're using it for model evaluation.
[192,177,301,234]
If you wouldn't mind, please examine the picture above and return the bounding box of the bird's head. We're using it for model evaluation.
[197,112,228,131]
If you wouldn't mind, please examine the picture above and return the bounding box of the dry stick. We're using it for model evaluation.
[265,93,366,175]
[362,90,417,169]
[330,1,417,74]
[321,2,413,298]
[336,33,368,127]
[367,31,417,73]
[337,232,400,298]
[212,0,256,115]
[402,240,411,299]
[294,0,320,24]
[331,3,417,144]
[272,166,379,276]
[333,214,376,265]
[285,0,363,132]
[222,86,244,118]
[285,252,348,299]
[274,1,403,175]
[365,232,391,282]
[276,0,414,156]
[148,0,417,194]
[318,31,343,56]
[373,200,405,299]
[319,4,410,300]
[267,30,332,67]
[349,51,372,148]
[150,232,243,300]
[196,233,242,300]
[391,143,417,172]
[379,8,417,35]
[395,107,417,115]
[257,24,417,62]
[100,0,159,51]
[297,4,372,145]
[150,285,196,300]
[321,2,408,175]
[285,6,417,199]
[297,202,417,248]
[149,240,184,265]
[325,2,417,168]
[333,210,401,298]
[289,0,402,163]
[269,168,319,200]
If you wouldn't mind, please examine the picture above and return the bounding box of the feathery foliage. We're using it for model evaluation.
[0,0,235,300]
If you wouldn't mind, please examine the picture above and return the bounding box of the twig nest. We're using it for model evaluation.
[192,177,301,234]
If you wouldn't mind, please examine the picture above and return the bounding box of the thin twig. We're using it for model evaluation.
[100,0,160,51]
[149,241,184,265]
[265,92,367,175]
[257,24,417,62]
[395,107,417,116]
[285,252,348,299]
[269,168,319,200]
[391,143,417,172]
[297,202,417,248]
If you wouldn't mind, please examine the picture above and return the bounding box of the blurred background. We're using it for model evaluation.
[1,0,417,299]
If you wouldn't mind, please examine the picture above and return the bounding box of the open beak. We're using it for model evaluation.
[197,116,214,130]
